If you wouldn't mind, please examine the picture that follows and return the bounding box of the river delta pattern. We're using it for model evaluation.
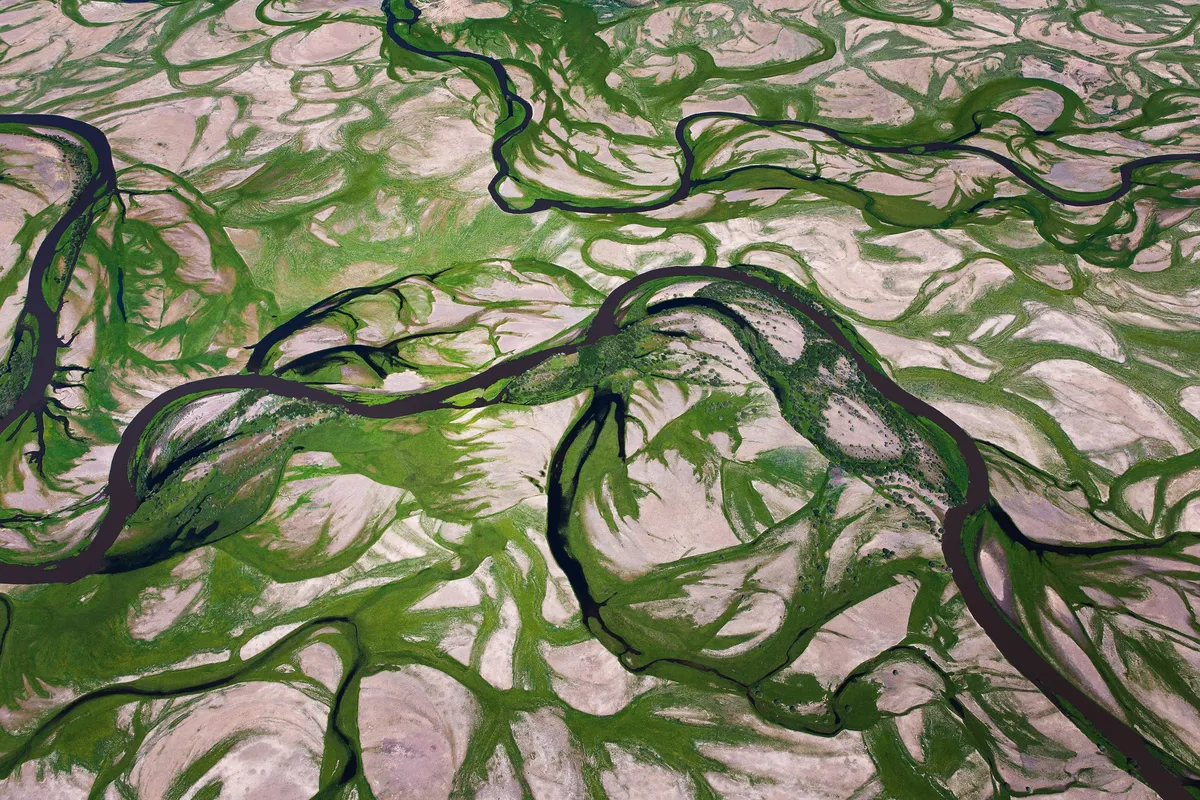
[1,0,1200,798]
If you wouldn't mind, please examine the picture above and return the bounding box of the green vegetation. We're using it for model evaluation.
[0,0,1198,796]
